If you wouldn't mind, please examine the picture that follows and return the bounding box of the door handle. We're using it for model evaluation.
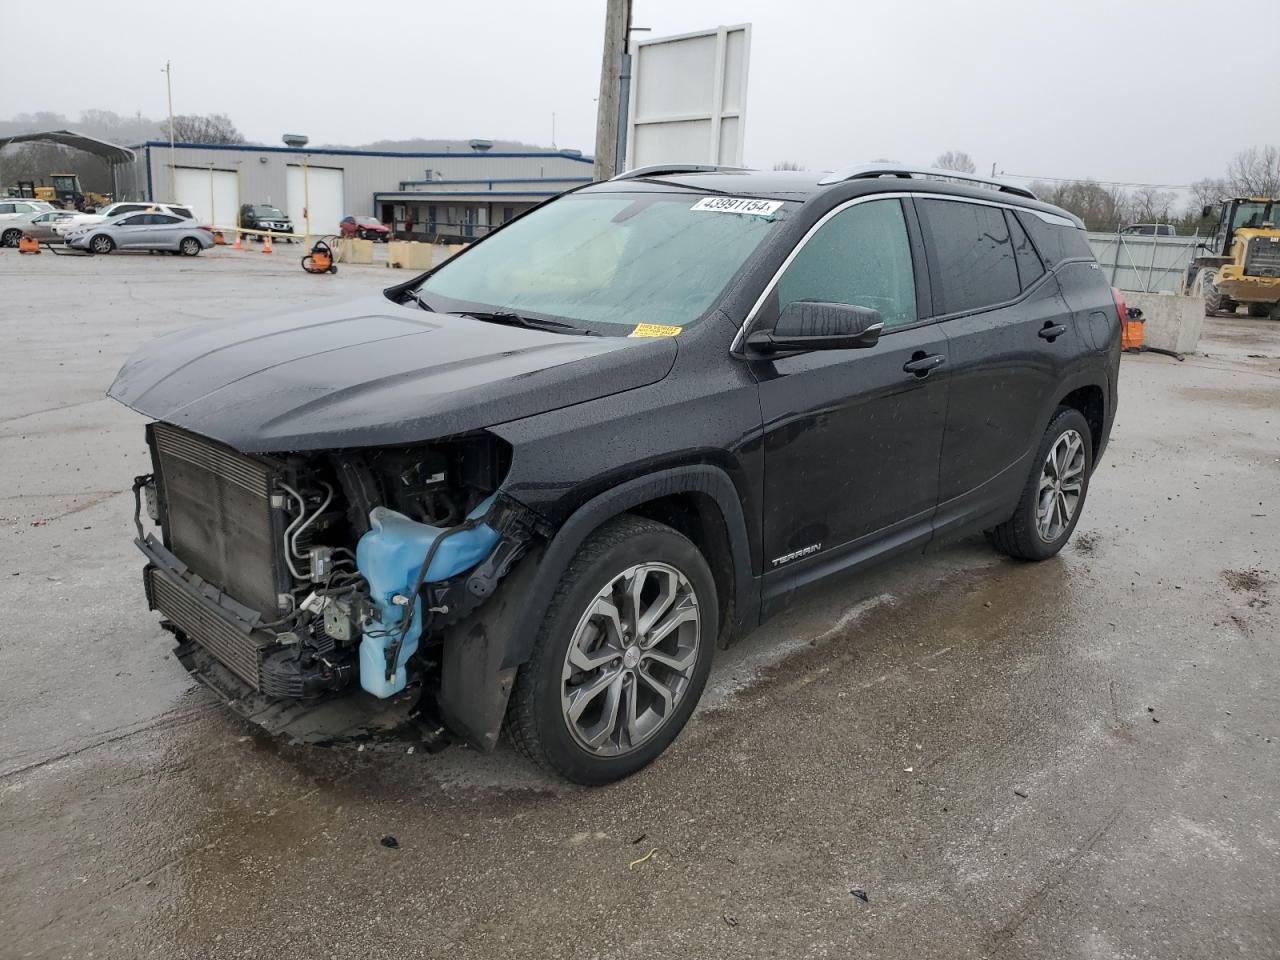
[1038,323,1068,341]
[903,353,946,376]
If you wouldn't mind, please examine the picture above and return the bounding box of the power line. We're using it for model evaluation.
[999,171,1196,190]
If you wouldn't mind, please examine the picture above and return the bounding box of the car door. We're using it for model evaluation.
[751,196,948,603]
[149,214,183,248]
[914,198,1081,536]
[113,214,150,248]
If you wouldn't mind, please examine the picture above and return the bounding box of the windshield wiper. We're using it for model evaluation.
[450,310,597,335]
[409,289,438,312]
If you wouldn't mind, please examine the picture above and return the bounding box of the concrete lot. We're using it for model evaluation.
[1,246,1278,959]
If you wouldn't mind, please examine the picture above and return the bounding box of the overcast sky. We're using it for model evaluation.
[5,0,1277,187]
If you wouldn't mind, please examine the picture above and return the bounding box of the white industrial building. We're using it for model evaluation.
[119,141,594,241]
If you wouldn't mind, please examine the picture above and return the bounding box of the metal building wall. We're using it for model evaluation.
[128,143,593,216]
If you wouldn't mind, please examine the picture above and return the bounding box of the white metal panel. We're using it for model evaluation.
[173,167,238,230]
[287,165,345,238]
[626,23,751,169]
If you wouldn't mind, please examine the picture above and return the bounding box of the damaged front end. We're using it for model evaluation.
[135,422,542,749]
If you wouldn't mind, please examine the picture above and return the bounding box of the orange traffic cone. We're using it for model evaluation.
[262,232,273,254]
[233,233,242,250]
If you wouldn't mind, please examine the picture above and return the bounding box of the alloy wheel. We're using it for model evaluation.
[560,562,701,756]
[1036,428,1085,542]
[91,235,112,254]
[181,238,200,256]
[1,229,20,248]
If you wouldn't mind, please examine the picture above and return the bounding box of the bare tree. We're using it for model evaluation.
[934,150,976,174]
[772,160,804,171]
[163,113,246,145]
[1224,145,1280,197]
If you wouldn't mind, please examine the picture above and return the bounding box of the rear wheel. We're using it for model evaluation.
[89,234,114,254]
[1,228,21,248]
[989,407,1093,561]
[507,516,717,784]
[179,237,201,256]
[1247,303,1272,318]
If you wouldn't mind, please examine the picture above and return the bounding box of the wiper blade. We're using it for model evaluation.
[450,310,596,335]
[409,289,438,312]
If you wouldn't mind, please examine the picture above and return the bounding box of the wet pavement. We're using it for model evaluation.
[1,247,1278,959]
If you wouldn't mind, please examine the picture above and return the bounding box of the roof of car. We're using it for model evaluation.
[584,165,1084,228]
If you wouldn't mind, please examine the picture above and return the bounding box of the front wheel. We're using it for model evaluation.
[179,237,201,256]
[506,516,717,784]
[989,407,1093,561]
[90,234,114,254]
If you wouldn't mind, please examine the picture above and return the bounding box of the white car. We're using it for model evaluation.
[0,199,56,228]
[54,201,196,236]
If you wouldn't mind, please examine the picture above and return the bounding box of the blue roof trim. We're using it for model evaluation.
[130,141,593,163]
[396,176,593,187]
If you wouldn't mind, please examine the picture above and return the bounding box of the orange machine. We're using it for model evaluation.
[302,239,337,274]
[18,234,40,254]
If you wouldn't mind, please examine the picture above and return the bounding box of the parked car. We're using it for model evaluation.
[240,204,294,240]
[0,199,56,235]
[340,215,391,241]
[0,209,80,246]
[54,201,196,236]
[65,212,214,255]
[1120,223,1176,237]
[109,163,1120,784]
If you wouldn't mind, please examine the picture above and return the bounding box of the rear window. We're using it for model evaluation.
[1015,210,1092,266]
[917,199,1020,315]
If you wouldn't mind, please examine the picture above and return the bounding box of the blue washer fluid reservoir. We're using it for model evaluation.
[355,495,499,698]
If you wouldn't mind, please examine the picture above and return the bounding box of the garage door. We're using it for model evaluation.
[173,167,239,231]
[287,165,344,239]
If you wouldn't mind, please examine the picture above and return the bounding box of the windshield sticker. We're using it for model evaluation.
[690,197,783,217]
[630,323,683,338]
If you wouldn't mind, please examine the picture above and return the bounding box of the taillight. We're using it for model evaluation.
[1111,286,1128,321]
[198,224,213,232]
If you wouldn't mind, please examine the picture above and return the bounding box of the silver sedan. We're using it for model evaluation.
[0,209,81,246]
[64,212,215,256]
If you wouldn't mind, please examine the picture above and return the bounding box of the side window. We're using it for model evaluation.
[154,214,180,224]
[0,204,12,215]
[170,207,193,219]
[1006,210,1045,289]
[120,214,147,225]
[917,199,1019,314]
[1015,210,1092,266]
[775,198,917,328]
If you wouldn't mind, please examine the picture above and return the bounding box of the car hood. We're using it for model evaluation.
[107,294,678,453]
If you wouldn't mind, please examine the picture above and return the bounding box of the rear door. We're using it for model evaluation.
[915,197,1081,536]
[149,213,184,248]
[753,196,948,602]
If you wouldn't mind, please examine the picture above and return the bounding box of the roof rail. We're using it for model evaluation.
[611,163,750,181]
[817,164,1037,200]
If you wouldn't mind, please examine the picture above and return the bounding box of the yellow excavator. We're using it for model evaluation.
[1191,197,1280,319]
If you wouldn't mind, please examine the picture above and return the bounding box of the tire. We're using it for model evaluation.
[179,237,201,256]
[989,407,1093,561]
[506,516,718,785]
[1247,303,1272,318]
[1201,270,1235,315]
[89,234,114,255]
[1,228,21,248]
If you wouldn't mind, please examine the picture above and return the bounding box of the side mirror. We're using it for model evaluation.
[1201,205,1214,219]
[747,301,883,355]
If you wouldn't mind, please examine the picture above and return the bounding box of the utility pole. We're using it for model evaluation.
[163,60,176,200]
[593,0,630,180]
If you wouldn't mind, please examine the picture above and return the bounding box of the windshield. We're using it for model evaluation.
[253,206,286,218]
[412,191,785,334]
[1233,201,1277,230]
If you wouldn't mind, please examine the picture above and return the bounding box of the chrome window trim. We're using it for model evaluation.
[730,191,1077,353]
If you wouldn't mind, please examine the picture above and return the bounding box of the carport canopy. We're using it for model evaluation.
[0,130,135,164]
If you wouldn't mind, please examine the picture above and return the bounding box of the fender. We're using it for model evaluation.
[436,464,758,751]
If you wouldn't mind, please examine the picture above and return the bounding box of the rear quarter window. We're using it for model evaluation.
[1016,210,1092,266]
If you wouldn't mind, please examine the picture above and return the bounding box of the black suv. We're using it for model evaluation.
[110,164,1120,784]
[239,203,294,239]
